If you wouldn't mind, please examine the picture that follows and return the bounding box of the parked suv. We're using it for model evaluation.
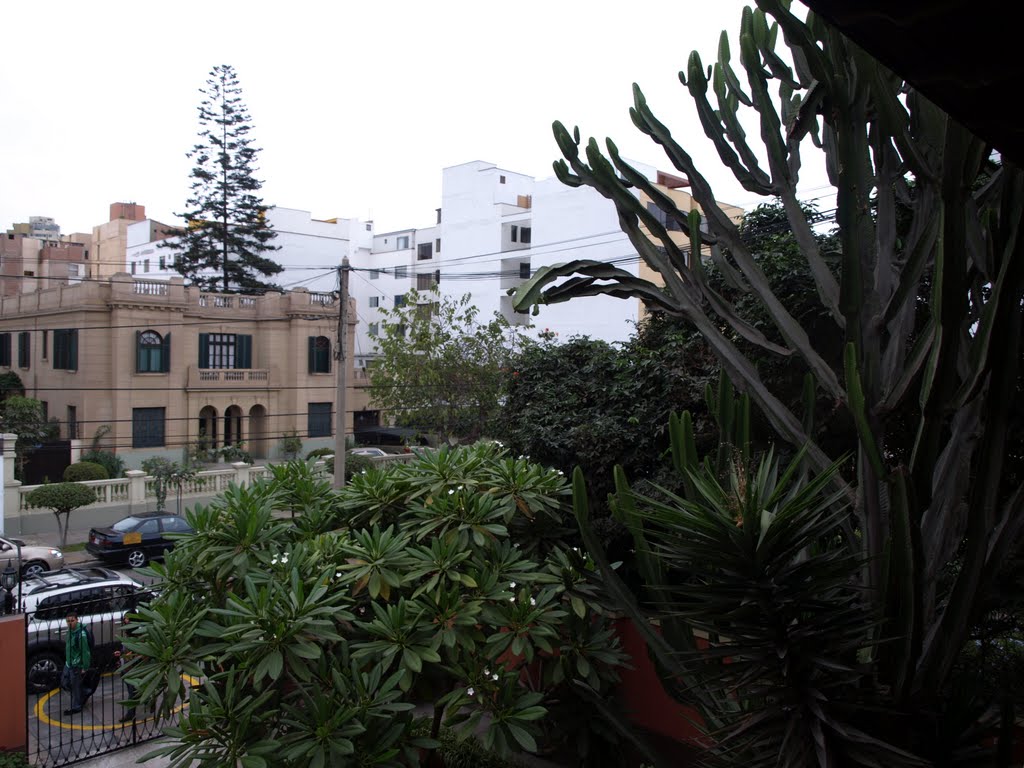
[19,567,148,693]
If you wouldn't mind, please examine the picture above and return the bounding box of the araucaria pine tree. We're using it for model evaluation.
[168,64,281,294]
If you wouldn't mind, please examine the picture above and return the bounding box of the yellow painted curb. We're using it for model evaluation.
[34,672,201,732]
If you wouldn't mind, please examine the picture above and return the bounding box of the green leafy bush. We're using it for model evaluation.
[219,442,252,464]
[305,447,334,461]
[280,431,303,460]
[345,453,374,479]
[0,370,25,400]
[416,727,524,768]
[80,449,125,479]
[0,750,30,768]
[63,461,109,482]
[318,453,375,481]
[187,436,218,465]
[130,444,627,767]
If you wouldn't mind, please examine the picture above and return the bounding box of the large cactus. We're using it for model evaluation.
[515,1,1024,764]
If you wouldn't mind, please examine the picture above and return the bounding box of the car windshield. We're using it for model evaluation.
[112,517,143,533]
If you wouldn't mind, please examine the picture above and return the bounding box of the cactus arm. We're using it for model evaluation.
[628,85,846,402]
[669,411,699,500]
[684,49,774,195]
[843,343,886,479]
[884,469,918,702]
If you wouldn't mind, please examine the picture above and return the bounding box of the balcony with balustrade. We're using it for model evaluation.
[186,365,276,390]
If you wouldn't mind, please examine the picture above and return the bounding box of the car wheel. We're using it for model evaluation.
[126,549,148,569]
[27,650,62,694]
[22,561,48,578]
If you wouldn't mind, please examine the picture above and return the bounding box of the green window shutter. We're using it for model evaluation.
[198,333,209,369]
[18,332,30,368]
[162,332,171,373]
[135,331,143,372]
[69,329,78,371]
[0,334,9,366]
[236,334,252,369]
[308,336,315,374]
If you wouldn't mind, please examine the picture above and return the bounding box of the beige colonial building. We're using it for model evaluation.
[0,275,369,468]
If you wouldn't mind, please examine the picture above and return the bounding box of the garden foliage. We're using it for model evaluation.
[128,445,628,767]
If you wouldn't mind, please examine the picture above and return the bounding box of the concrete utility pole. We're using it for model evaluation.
[333,259,350,489]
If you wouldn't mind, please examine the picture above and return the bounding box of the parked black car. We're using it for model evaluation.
[86,512,193,568]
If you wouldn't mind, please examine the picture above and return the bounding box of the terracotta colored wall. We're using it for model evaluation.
[0,614,27,751]
[614,618,707,747]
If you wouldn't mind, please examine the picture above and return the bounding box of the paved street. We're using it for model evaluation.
[27,669,186,768]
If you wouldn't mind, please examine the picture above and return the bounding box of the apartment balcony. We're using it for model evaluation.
[186,365,276,390]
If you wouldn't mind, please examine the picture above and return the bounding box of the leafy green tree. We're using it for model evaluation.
[0,395,50,480]
[167,64,281,294]
[142,457,196,513]
[25,482,96,549]
[499,201,838,511]
[369,288,531,444]
[0,370,25,402]
[514,1,1024,764]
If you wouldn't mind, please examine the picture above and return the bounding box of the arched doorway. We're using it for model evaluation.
[198,406,218,450]
[224,405,244,448]
[248,405,268,459]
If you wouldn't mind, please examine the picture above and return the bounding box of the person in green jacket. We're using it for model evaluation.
[61,612,91,715]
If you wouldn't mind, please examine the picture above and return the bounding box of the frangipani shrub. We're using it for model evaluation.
[127,444,627,767]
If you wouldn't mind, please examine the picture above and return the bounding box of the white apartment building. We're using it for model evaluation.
[348,160,743,366]
[124,206,374,294]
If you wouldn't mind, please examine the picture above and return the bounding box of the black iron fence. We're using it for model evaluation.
[24,590,188,767]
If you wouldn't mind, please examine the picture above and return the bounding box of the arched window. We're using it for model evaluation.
[308,335,331,374]
[136,330,169,373]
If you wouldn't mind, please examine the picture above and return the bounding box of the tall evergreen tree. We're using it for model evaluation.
[167,64,281,294]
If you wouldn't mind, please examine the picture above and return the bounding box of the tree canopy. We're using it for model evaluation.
[368,289,531,444]
[168,64,281,294]
[0,395,50,480]
[499,200,841,509]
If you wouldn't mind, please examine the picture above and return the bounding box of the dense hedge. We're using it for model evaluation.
[63,461,109,482]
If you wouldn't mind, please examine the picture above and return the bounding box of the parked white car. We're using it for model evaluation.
[20,567,147,693]
[348,447,388,457]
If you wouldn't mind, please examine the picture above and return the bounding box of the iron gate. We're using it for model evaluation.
[24,588,184,767]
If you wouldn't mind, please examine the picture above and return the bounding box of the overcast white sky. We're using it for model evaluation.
[1,0,831,237]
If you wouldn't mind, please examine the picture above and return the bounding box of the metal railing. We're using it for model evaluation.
[25,590,187,767]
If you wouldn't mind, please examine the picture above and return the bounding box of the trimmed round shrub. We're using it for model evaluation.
[25,482,98,513]
[63,461,109,482]
[306,447,334,461]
